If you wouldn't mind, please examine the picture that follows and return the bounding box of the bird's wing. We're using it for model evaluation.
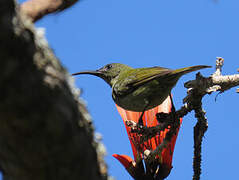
[114,66,172,95]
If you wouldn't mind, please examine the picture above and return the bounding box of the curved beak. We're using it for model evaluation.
[72,70,102,77]
[72,70,111,87]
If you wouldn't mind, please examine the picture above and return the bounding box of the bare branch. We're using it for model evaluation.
[193,106,208,180]
[185,57,239,95]
[20,0,78,22]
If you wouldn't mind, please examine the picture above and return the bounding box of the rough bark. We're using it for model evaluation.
[0,0,106,180]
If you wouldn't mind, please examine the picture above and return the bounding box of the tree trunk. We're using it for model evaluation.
[0,0,106,179]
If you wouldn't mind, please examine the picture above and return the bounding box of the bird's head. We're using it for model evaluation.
[72,63,132,87]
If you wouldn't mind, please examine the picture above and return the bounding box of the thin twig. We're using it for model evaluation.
[193,106,208,180]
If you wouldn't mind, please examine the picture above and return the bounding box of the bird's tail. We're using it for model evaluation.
[113,95,182,179]
[172,65,211,76]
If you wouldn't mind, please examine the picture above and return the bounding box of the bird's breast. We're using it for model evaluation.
[112,81,171,112]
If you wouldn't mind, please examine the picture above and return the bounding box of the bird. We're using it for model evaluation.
[73,63,210,178]
[72,63,210,113]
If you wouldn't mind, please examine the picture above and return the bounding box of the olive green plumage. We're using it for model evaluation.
[73,63,210,112]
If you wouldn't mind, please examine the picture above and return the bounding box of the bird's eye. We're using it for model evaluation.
[105,64,113,70]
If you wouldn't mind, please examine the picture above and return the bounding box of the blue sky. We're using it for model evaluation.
[15,0,239,179]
